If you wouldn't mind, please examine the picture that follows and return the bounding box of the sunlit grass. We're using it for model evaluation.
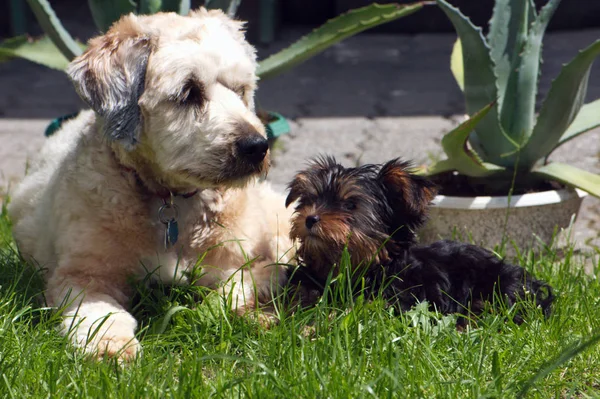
[1,200,599,398]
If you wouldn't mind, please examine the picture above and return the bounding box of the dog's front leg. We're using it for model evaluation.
[46,265,139,362]
[220,262,288,326]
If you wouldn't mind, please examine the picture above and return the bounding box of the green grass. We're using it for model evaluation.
[1,201,600,398]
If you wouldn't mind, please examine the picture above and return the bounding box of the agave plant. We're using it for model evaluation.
[425,0,600,198]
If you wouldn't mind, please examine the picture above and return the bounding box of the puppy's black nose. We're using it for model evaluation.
[305,215,320,230]
[236,135,269,164]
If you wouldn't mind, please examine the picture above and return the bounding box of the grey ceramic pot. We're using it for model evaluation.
[418,187,587,250]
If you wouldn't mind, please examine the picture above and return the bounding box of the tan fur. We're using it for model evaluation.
[8,9,294,362]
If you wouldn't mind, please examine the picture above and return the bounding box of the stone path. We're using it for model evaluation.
[1,27,599,250]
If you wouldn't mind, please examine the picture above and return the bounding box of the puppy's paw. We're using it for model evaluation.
[88,335,141,362]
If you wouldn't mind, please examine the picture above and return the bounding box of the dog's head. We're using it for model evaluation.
[67,8,268,190]
[285,156,437,280]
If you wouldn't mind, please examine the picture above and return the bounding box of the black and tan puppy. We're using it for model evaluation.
[285,156,553,325]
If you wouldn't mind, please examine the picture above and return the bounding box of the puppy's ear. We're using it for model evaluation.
[378,159,438,231]
[67,15,153,149]
[286,172,309,208]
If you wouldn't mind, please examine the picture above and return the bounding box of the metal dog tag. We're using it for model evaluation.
[165,219,179,249]
[158,193,180,250]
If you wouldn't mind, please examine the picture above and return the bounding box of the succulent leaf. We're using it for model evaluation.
[521,39,600,169]
[204,0,241,17]
[426,101,504,177]
[450,39,464,91]
[0,35,86,70]
[499,0,560,147]
[139,0,162,14]
[25,0,83,60]
[436,0,514,166]
[88,0,136,32]
[553,99,600,151]
[532,162,600,198]
[257,3,426,80]
[488,0,530,109]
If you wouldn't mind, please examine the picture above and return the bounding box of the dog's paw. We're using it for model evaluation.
[86,335,141,362]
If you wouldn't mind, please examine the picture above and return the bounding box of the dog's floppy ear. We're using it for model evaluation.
[286,172,308,208]
[378,158,438,231]
[67,15,153,149]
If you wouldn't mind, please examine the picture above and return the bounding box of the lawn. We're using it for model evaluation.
[1,199,600,398]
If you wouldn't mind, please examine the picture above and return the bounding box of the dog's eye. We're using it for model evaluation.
[342,201,356,211]
[234,85,246,99]
[179,82,204,106]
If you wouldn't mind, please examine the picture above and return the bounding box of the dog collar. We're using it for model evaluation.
[119,166,198,250]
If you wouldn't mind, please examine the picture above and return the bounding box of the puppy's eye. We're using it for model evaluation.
[342,201,356,211]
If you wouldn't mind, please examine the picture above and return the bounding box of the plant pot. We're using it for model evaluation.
[418,187,588,250]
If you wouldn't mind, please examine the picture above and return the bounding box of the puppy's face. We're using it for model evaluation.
[68,9,268,189]
[286,157,437,281]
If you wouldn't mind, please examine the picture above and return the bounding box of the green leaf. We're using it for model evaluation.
[450,39,463,91]
[488,0,530,107]
[257,3,426,80]
[521,39,600,169]
[162,0,191,14]
[553,99,600,151]
[0,36,86,70]
[204,0,240,17]
[88,0,136,32]
[25,0,83,60]
[436,0,514,167]
[499,0,560,146]
[532,162,600,198]
[426,102,505,178]
[139,0,162,14]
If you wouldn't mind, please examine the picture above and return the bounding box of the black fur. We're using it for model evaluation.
[286,156,554,324]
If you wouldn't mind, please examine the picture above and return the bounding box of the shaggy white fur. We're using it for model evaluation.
[8,8,295,361]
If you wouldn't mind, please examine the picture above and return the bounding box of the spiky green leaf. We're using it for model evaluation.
[426,102,504,177]
[88,0,136,32]
[521,39,600,169]
[436,0,514,166]
[450,39,463,91]
[257,3,426,80]
[532,162,600,199]
[25,0,83,60]
[0,36,86,70]
[499,0,560,146]
[488,0,531,108]
[553,99,600,151]
[161,0,191,14]
[139,0,162,14]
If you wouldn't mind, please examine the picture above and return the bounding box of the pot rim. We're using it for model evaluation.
[430,187,588,210]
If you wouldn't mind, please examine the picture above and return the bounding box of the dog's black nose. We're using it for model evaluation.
[305,215,320,230]
[236,135,269,164]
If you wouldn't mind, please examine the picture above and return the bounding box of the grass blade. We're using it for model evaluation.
[517,332,600,398]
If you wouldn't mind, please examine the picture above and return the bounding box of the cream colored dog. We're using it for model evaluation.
[8,8,295,361]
